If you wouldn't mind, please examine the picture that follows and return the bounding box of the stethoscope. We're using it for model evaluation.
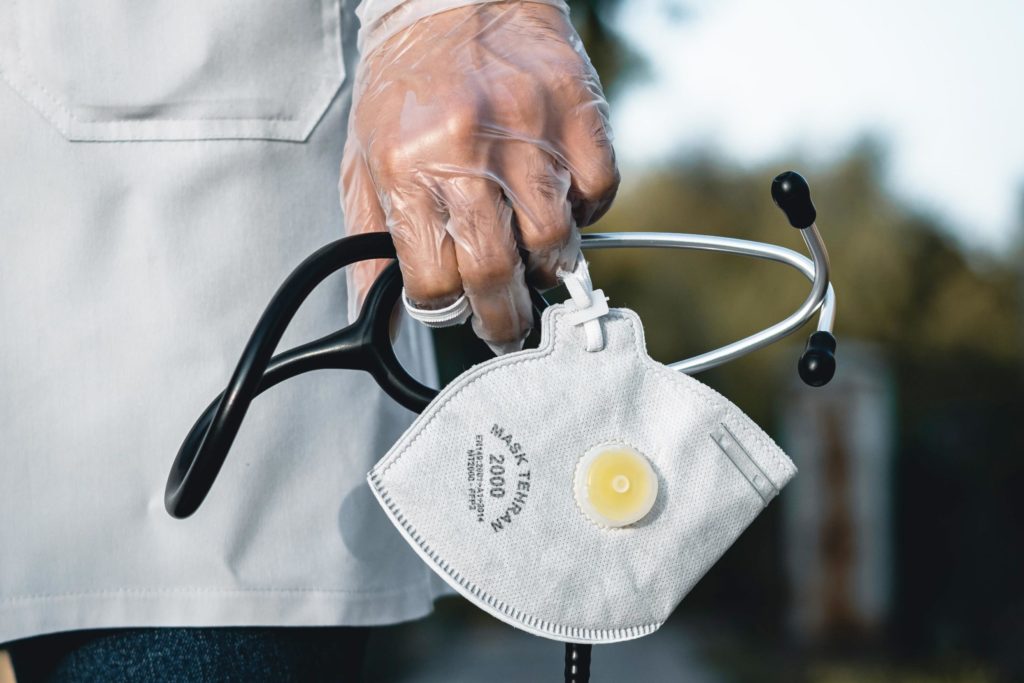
[165,171,836,683]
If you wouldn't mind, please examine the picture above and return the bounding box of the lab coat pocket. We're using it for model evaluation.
[0,0,344,141]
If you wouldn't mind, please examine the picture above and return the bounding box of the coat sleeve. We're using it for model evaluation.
[355,0,570,57]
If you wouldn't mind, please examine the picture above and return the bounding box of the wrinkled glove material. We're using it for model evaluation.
[342,0,619,355]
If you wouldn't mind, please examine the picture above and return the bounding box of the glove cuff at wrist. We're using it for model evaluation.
[356,0,570,58]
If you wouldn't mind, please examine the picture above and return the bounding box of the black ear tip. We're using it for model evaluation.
[798,350,835,387]
[771,171,817,229]
[771,170,807,192]
[798,331,836,387]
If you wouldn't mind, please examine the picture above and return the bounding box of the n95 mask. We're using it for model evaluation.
[368,267,797,644]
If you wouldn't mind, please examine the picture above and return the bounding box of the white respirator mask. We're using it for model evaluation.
[370,259,798,643]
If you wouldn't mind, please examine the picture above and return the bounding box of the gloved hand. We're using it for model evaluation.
[341,0,619,354]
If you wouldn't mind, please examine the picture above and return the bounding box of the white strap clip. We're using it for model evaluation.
[558,256,608,352]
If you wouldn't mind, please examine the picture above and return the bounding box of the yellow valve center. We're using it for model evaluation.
[574,446,657,528]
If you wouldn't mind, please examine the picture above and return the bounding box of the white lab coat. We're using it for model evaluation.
[0,0,451,644]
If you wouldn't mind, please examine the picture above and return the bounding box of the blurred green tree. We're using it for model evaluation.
[591,141,1023,417]
[567,0,649,97]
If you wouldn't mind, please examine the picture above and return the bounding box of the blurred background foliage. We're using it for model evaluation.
[426,1,1024,681]
[568,0,649,97]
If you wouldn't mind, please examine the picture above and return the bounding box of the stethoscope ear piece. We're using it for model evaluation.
[772,171,817,229]
[798,330,836,387]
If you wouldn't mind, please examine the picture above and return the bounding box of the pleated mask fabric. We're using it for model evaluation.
[368,284,797,643]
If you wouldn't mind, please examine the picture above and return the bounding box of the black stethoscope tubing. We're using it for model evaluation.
[165,231,548,520]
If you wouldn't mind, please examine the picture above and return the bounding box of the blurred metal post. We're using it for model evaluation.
[781,343,894,643]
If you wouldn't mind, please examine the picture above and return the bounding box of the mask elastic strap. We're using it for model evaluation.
[558,254,608,352]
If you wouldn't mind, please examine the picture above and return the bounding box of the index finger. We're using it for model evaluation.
[555,78,620,226]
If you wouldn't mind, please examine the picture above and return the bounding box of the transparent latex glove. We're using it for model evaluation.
[341,1,619,354]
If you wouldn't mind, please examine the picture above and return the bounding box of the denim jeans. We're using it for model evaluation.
[6,627,369,683]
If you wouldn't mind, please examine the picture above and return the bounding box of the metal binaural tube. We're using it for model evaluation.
[803,223,836,332]
[579,226,835,375]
